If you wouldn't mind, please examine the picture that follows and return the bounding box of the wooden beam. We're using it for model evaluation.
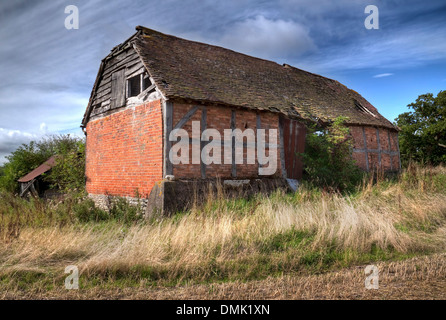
[293,120,299,176]
[231,110,236,178]
[396,133,402,170]
[173,106,199,131]
[279,116,287,179]
[137,84,156,99]
[352,148,399,156]
[201,107,207,179]
[376,128,382,168]
[257,114,262,172]
[362,127,370,172]
[388,130,393,171]
[19,179,36,198]
[164,100,173,177]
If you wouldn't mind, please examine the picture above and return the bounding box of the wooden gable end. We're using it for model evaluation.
[88,46,145,118]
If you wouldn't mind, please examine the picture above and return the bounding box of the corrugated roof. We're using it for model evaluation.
[17,156,56,183]
[83,26,397,130]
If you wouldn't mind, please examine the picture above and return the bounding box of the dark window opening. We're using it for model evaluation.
[143,75,152,91]
[128,75,141,97]
[127,72,154,98]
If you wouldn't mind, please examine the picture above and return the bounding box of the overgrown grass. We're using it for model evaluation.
[0,164,445,292]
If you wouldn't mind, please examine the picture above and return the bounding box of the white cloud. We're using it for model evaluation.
[0,128,38,164]
[39,122,48,133]
[219,15,316,59]
[298,21,446,73]
[373,73,394,78]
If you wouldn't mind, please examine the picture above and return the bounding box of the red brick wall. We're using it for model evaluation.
[349,125,400,171]
[85,100,163,197]
[171,102,283,179]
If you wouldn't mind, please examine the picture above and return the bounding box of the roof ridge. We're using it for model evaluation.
[135,26,349,88]
[83,26,398,131]
[135,25,297,70]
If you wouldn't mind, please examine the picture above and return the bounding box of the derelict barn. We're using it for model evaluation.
[81,26,400,215]
[18,156,56,197]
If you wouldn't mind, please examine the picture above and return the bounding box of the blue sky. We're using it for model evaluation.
[0,0,445,163]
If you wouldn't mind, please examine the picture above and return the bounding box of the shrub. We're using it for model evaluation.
[73,198,109,223]
[109,197,145,224]
[301,116,364,192]
[0,135,85,193]
[48,139,85,192]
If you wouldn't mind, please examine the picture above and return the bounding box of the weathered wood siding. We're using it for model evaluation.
[90,47,144,117]
[281,117,306,180]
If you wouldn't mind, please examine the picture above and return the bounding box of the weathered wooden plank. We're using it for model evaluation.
[110,69,126,109]
[92,47,144,113]
[92,91,111,106]
[97,62,142,94]
[83,42,139,125]
[97,56,142,91]
[126,65,145,78]
[94,86,111,100]
[282,118,304,180]
[93,54,145,112]
[101,52,140,78]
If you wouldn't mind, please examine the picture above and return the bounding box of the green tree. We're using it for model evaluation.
[0,141,50,192]
[395,90,446,165]
[48,139,86,192]
[0,135,86,193]
[301,116,363,192]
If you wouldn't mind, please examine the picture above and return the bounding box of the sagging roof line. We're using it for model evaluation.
[82,26,398,131]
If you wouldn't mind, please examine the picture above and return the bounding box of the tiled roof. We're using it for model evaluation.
[85,26,397,130]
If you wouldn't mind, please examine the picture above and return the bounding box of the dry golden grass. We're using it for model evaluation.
[2,253,445,300]
[0,164,445,298]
